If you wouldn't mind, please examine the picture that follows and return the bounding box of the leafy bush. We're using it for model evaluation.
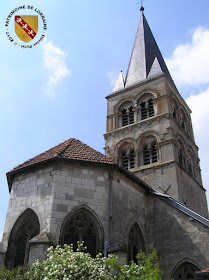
[0,243,163,280]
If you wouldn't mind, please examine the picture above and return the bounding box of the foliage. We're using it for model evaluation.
[0,243,163,280]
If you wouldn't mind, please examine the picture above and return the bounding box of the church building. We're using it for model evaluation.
[1,6,209,280]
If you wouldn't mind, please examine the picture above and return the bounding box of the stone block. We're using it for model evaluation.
[57,204,68,212]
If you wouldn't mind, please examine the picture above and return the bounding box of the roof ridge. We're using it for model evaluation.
[8,138,113,175]
[58,138,75,157]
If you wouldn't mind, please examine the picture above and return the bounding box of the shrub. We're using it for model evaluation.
[0,243,163,280]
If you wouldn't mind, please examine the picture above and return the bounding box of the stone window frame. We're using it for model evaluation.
[59,205,104,257]
[118,142,136,170]
[113,91,157,129]
[172,96,193,139]
[136,92,157,122]
[127,222,146,263]
[139,136,159,167]
[5,208,40,270]
[172,259,200,280]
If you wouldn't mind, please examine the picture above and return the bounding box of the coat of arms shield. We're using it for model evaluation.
[15,15,38,43]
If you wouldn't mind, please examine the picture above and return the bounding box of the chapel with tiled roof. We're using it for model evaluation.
[1,6,209,280]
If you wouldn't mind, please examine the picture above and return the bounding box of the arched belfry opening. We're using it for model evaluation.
[60,207,103,257]
[5,208,40,269]
[172,261,200,280]
[128,223,145,263]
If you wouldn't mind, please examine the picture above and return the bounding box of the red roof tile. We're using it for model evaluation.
[9,138,113,173]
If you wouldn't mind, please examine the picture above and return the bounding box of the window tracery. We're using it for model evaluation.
[5,209,40,269]
[60,209,102,258]
[173,262,199,280]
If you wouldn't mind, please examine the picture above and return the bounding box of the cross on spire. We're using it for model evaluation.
[140,0,144,12]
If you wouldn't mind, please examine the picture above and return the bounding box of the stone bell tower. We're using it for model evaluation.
[104,7,208,217]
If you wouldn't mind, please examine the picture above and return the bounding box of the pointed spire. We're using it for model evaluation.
[112,71,125,92]
[148,56,163,78]
[125,11,173,88]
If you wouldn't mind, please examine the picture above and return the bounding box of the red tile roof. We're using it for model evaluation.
[9,138,113,173]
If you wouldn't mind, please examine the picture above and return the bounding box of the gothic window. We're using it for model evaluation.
[173,262,200,280]
[60,209,102,258]
[5,209,40,270]
[143,145,150,165]
[128,223,145,263]
[148,99,154,117]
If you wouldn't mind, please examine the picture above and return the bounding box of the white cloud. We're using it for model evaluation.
[0,232,2,242]
[186,88,209,200]
[166,27,209,86]
[42,40,70,96]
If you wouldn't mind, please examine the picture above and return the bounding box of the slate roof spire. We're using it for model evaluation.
[125,7,173,88]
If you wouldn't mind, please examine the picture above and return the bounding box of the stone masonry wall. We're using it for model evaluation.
[111,171,148,251]
[1,164,54,253]
[1,161,112,256]
[147,195,209,280]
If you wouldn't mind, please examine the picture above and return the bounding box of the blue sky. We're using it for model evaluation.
[1,0,209,238]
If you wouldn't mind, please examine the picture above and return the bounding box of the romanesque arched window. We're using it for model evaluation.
[148,99,154,117]
[122,109,128,126]
[60,208,103,258]
[118,101,135,127]
[186,150,195,178]
[172,98,179,122]
[137,93,156,121]
[187,159,193,177]
[129,106,134,124]
[172,261,200,280]
[5,209,40,269]
[122,151,129,169]
[179,148,183,168]
[130,149,135,169]
[140,102,147,120]
[119,143,135,170]
[151,142,157,163]
[140,99,154,119]
[178,141,186,170]
[141,137,158,166]
[180,109,189,135]
[128,223,145,263]
[173,106,177,119]
[143,145,150,165]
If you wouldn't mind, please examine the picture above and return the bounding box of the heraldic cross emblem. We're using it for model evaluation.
[15,15,38,43]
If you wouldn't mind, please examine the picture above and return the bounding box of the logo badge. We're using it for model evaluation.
[15,15,38,43]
